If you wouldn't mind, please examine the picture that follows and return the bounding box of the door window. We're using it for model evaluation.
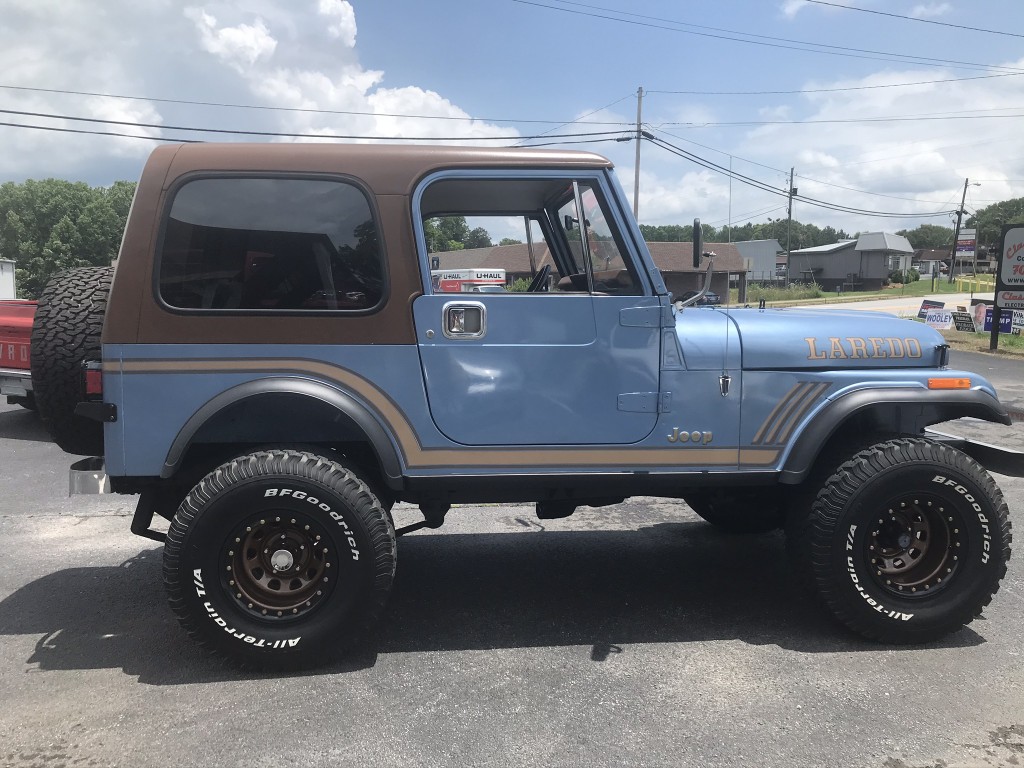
[419,175,642,296]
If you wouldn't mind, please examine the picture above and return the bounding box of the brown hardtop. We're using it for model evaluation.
[158,142,614,195]
[105,143,615,347]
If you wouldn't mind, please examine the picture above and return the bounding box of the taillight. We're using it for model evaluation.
[83,361,103,397]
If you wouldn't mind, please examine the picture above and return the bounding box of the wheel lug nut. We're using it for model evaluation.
[954,529,959,534]
[292,609,298,614]
[229,580,234,586]
[275,517,280,522]
[260,519,265,525]
[228,550,234,556]
[291,519,296,524]
[226,566,232,571]
[235,537,241,543]
[317,590,322,596]
[262,609,268,615]
[236,593,242,599]
[277,611,283,616]
[247,603,253,609]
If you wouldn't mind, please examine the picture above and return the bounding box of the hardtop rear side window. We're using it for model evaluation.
[158,177,384,312]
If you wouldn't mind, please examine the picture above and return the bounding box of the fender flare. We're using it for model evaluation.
[779,388,1011,484]
[160,377,404,483]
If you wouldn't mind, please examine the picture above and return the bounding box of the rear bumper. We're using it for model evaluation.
[926,428,1024,478]
[69,457,110,495]
[0,367,32,398]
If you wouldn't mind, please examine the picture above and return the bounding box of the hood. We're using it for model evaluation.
[675,306,947,371]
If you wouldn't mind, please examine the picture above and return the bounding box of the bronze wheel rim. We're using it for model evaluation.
[224,513,334,619]
[866,494,962,598]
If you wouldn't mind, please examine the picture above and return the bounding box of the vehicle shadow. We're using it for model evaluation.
[0,406,50,443]
[0,523,985,685]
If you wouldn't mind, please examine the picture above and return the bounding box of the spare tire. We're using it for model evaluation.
[31,266,113,455]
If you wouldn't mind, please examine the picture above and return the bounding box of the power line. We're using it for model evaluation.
[0,107,633,142]
[512,0,1024,73]
[659,111,1024,128]
[804,1,1024,39]
[644,133,956,219]
[0,120,200,143]
[646,71,1024,96]
[513,93,634,146]
[0,82,633,127]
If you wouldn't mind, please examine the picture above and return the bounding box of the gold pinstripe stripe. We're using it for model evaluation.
[774,382,830,445]
[752,382,804,445]
[762,382,813,445]
[116,358,780,469]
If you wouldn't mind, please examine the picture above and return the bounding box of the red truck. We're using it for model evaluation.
[0,299,36,409]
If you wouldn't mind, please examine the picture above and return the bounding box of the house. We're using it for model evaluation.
[913,248,949,276]
[788,232,914,291]
[733,239,783,283]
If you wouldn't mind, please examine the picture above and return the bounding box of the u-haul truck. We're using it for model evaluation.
[430,268,506,293]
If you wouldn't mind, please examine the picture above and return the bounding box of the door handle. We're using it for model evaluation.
[443,301,486,339]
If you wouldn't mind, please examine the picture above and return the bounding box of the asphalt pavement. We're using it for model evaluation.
[1,349,1023,767]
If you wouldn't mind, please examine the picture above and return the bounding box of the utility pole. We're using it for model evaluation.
[633,86,643,219]
[785,168,796,287]
[948,176,969,283]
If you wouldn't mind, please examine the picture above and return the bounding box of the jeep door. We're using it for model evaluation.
[412,171,663,446]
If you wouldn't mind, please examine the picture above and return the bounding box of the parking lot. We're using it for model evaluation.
[1,350,1023,767]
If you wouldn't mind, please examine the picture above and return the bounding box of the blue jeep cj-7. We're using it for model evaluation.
[29,143,1022,670]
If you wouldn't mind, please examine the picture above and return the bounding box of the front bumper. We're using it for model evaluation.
[925,429,1024,478]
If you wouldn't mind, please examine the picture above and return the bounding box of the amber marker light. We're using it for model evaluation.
[928,377,971,390]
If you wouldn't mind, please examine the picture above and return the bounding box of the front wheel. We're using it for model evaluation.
[793,438,1011,644]
[163,450,396,670]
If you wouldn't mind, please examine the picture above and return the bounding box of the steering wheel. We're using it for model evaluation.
[527,264,552,293]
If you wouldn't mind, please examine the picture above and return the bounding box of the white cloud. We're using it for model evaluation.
[184,7,278,73]
[910,3,953,19]
[781,0,809,19]
[317,0,357,46]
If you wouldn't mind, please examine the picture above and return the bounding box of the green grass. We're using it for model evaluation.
[939,327,1024,356]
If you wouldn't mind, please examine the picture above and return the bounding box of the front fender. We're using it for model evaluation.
[779,388,1012,484]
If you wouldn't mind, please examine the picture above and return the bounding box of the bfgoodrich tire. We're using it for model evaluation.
[30,266,113,455]
[163,450,396,671]
[794,438,1011,644]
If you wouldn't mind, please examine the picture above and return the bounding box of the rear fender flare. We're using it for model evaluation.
[161,378,403,484]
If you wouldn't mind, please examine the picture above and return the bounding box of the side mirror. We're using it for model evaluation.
[564,214,575,232]
[692,218,703,269]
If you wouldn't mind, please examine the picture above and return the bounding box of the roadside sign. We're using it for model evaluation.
[951,311,976,333]
[925,308,954,329]
[981,307,1014,333]
[918,299,945,319]
[997,225,1024,309]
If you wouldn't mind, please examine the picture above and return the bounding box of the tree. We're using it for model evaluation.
[895,223,954,250]
[464,227,493,249]
[0,178,137,298]
[967,196,1024,250]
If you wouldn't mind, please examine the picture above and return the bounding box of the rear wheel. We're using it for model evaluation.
[790,438,1011,643]
[163,450,396,670]
[30,266,113,455]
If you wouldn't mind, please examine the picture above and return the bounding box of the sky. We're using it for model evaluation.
[3,0,1024,237]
